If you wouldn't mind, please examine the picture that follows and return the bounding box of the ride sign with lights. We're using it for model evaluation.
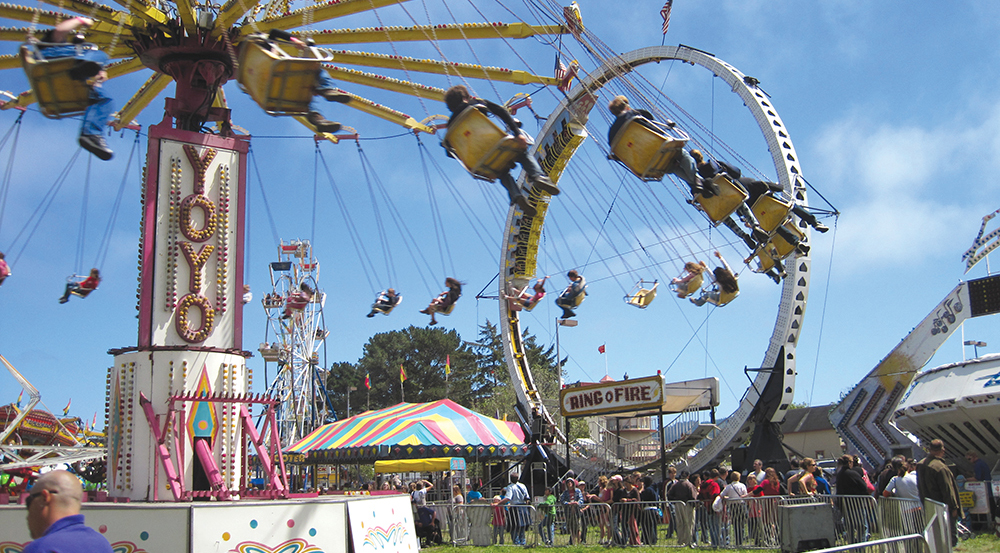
[137,123,248,349]
[559,375,665,418]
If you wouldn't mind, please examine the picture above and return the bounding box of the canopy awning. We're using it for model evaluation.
[287,399,528,463]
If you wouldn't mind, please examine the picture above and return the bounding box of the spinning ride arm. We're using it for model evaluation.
[830,276,1000,469]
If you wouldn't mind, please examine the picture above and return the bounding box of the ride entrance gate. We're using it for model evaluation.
[558,375,719,480]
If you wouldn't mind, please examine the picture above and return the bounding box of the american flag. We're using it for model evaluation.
[661,1,673,35]
[555,57,579,92]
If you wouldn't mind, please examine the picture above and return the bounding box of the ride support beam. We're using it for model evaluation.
[173,0,199,35]
[107,0,170,29]
[0,53,17,70]
[299,22,567,45]
[325,66,444,100]
[33,0,150,31]
[213,0,262,36]
[323,49,561,86]
[113,72,171,130]
[255,0,410,33]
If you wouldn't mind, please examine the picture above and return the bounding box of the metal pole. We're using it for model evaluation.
[659,408,666,484]
[565,417,570,476]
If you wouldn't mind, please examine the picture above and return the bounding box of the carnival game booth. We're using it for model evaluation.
[286,399,528,496]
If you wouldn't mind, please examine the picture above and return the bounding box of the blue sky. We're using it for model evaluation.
[2,1,1000,430]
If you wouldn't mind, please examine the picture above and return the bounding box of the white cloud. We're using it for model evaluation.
[808,97,1000,268]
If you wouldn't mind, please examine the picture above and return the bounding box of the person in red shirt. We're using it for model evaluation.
[59,268,99,304]
[0,251,10,286]
[698,471,722,546]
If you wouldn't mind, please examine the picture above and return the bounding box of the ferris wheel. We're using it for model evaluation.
[258,239,331,449]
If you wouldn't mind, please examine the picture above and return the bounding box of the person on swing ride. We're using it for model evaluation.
[671,261,706,299]
[35,17,114,160]
[443,85,559,216]
[691,251,740,307]
[0,251,9,286]
[607,96,718,197]
[367,288,401,317]
[258,29,352,133]
[58,268,100,304]
[282,282,314,319]
[421,278,462,325]
[520,275,549,309]
[691,150,828,242]
[555,270,586,319]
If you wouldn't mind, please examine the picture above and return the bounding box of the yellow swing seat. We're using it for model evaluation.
[751,194,793,233]
[20,42,95,119]
[556,289,586,309]
[444,105,527,181]
[371,295,401,315]
[609,118,689,181]
[236,35,335,115]
[625,280,659,309]
[693,175,749,224]
[747,220,805,273]
[437,301,458,316]
[669,273,704,299]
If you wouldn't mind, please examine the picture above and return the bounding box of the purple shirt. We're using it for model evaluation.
[24,514,113,553]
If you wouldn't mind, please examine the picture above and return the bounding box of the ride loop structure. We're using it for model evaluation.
[499,45,813,474]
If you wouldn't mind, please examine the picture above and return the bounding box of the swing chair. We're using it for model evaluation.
[20,40,105,119]
[504,277,546,312]
[624,280,658,309]
[64,273,97,298]
[747,218,804,269]
[692,174,749,223]
[555,285,586,312]
[609,117,690,181]
[236,34,335,115]
[369,290,402,316]
[669,265,705,299]
[442,105,526,181]
[750,193,795,234]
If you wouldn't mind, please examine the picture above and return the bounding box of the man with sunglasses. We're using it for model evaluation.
[23,470,112,553]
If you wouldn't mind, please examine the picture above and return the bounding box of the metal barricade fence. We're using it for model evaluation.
[719,496,782,548]
[433,494,924,548]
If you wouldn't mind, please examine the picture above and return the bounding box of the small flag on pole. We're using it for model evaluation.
[400,364,407,383]
[365,371,371,390]
[90,412,98,431]
[661,1,673,35]
[445,354,451,376]
[598,344,606,354]
[16,389,23,409]
[62,398,71,416]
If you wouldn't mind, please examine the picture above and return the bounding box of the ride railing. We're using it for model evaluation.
[426,495,933,549]
[588,409,706,468]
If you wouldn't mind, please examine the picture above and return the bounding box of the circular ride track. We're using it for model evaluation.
[500,45,813,473]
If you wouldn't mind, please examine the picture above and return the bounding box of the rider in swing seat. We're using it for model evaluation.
[262,29,352,132]
[607,96,716,197]
[0,252,9,286]
[420,277,462,325]
[59,268,100,303]
[443,85,559,217]
[36,17,114,160]
[691,150,827,251]
[690,251,740,307]
[554,270,586,319]
[670,262,706,299]
[367,288,401,317]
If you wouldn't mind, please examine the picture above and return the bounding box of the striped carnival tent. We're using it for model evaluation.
[285,399,529,463]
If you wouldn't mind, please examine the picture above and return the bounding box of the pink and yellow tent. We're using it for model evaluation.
[286,399,528,463]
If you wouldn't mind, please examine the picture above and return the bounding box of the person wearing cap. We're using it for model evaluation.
[23,469,113,553]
